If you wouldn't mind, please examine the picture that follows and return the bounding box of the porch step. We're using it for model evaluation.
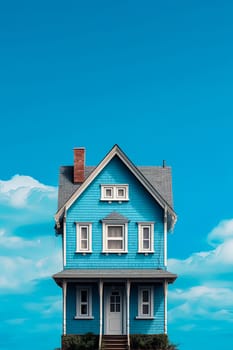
[101,335,128,350]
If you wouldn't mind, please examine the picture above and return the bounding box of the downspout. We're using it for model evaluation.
[99,280,103,350]
[164,206,167,268]
[126,280,131,349]
[164,207,168,334]
[63,210,67,267]
[63,281,67,335]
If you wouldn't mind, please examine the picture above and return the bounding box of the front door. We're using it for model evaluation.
[105,288,122,335]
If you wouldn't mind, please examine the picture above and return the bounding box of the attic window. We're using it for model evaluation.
[101,185,129,201]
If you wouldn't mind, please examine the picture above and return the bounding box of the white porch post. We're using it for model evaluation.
[164,281,168,334]
[99,280,103,350]
[63,281,67,335]
[126,280,131,348]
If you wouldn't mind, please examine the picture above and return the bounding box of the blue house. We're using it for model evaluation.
[53,145,177,350]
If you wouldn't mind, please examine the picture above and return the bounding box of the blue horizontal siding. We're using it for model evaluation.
[130,283,164,334]
[66,282,165,335]
[66,283,99,335]
[66,156,164,269]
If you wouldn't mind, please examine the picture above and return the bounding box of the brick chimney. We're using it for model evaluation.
[73,148,85,183]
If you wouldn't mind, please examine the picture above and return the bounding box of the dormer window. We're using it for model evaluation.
[101,185,129,201]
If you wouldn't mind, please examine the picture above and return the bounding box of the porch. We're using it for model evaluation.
[53,269,177,350]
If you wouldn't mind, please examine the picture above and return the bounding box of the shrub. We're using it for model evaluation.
[130,334,178,350]
[62,333,177,350]
[62,333,99,350]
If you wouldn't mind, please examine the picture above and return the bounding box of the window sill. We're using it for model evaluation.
[135,316,155,320]
[138,251,154,255]
[74,316,94,320]
[102,251,128,255]
[100,199,129,203]
[75,251,92,255]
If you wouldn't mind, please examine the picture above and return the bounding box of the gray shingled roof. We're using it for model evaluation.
[58,166,95,211]
[101,212,130,223]
[57,165,173,211]
[138,166,173,208]
[53,269,177,285]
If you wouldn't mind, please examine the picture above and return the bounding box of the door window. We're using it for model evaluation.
[110,291,121,312]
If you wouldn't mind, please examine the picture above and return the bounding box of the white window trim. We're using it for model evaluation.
[75,223,92,253]
[75,286,94,319]
[102,185,114,200]
[136,286,154,319]
[102,223,128,253]
[138,222,155,253]
[101,185,129,201]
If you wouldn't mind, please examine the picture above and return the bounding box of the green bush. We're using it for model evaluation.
[62,333,99,350]
[130,334,178,350]
[62,333,177,350]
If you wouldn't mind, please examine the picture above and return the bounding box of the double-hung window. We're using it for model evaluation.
[76,223,92,253]
[138,222,154,253]
[75,286,93,319]
[103,224,128,252]
[137,286,154,319]
[102,212,129,253]
[106,225,125,251]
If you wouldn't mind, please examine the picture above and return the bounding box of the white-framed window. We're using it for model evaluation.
[138,222,154,253]
[102,223,128,253]
[75,286,93,319]
[116,186,127,200]
[137,286,154,319]
[76,223,92,253]
[101,185,129,201]
[103,186,114,199]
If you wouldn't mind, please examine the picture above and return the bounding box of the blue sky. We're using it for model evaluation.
[0,1,233,349]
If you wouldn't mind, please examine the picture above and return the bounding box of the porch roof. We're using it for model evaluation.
[53,268,177,286]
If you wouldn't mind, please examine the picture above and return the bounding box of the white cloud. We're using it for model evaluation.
[0,228,39,249]
[0,175,57,208]
[169,285,233,324]
[168,219,233,276]
[0,256,31,290]
[25,296,62,316]
[168,219,233,327]
[0,175,61,293]
[168,242,233,276]
[0,250,62,293]
[208,219,233,245]
[170,285,233,307]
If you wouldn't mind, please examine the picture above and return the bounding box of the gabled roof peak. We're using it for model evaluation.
[55,144,177,231]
